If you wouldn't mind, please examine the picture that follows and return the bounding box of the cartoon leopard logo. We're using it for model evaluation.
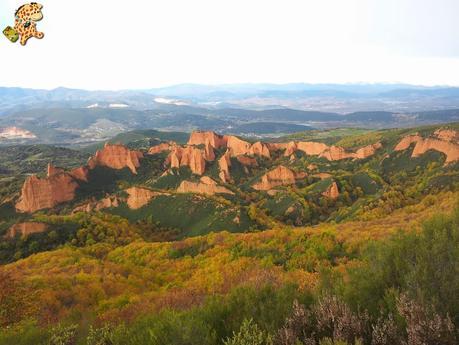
[14,2,44,45]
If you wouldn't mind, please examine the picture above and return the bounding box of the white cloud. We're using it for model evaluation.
[0,0,458,89]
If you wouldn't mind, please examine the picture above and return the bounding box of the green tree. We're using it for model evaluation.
[224,319,273,345]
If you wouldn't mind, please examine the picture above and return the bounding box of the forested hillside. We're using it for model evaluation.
[0,124,458,344]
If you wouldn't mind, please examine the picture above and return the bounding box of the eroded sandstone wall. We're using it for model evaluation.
[252,166,307,191]
[16,173,79,213]
[88,143,144,174]
[177,177,234,195]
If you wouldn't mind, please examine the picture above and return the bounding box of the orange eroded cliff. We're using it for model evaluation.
[252,166,307,191]
[434,129,458,142]
[188,131,227,149]
[394,134,423,151]
[47,164,65,177]
[322,181,340,199]
[69,166,89,182]
[16,173,79,213]
[249,141,271,158]
[88,143,144,174]
[5,222,48,238]
[177,177,234,196]
[72,196,120,213]
[224,135,252,156]
[148,142,176,155]
[218,150,232,182]
[236,156,258,167]
[168,146,209,175]
[394,131,459,164]
[125,187,167,209]
[284,141,382,161]
[188,131,271,158]
[354,143,383,159]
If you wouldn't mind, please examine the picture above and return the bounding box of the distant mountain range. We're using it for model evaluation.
[2,83,459,113]
[1,84,459,145]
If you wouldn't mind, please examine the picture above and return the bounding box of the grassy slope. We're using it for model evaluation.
[110,193,254,237]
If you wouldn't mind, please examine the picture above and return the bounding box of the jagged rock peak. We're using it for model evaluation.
[322,181,339,199]
[188,131,227,149]
[218,150,232,182]
[16,173,79,213]
[187,131,271,158]
[88,143,144,174]
[47,164,65,178]
[167,145,209,175]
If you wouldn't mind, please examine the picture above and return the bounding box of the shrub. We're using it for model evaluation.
[48,324,78,345]
[224,319,273,345]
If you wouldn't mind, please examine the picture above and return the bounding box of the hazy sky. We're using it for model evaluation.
[0,0,458,89]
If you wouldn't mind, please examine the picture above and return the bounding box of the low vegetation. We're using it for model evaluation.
[0,200,457,344]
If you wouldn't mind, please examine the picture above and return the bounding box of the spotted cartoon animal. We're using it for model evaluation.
[14,2,44,46]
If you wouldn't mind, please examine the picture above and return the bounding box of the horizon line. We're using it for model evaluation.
[1,82,459,93]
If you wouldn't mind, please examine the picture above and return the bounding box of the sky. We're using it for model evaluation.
[0,0,458,90]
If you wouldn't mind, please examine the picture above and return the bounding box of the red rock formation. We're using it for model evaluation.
[188,131,271,158]
[47,164,64,177]
[148,142,175,155]
[282,140,382,161]
[354,142,383,159]
[73,196,120,213]
[394,133,459,164]
[297,142,330,156]
[284,142,298,156]
[394,134,423,151]
[412,139,459,163]
[203,141,216,161]
[224,135,251,156]
[266,143,290,151]
[5,222,48,238]
[249,142,271,158]
[177,177,234,196]
[218,150,232,182]
[48,164,90,182]
[125,187,167,209]
[168,146,208,175]
[16,173,79,213]
[252,166,307,191]
[88,143,144,174]
[322,182,339,199]
[320,146,352,161]
[434,129,458,142]
[188,131,227,148]
[69,166,89,182]
[236,156,258,167]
